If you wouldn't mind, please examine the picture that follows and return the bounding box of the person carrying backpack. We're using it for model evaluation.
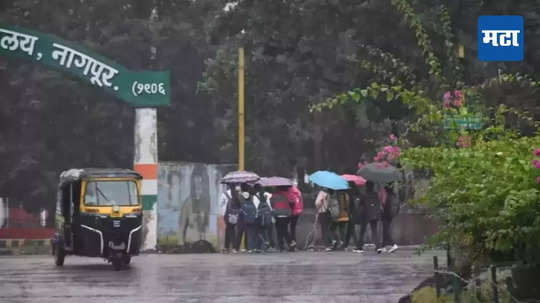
[343,182,363,252]
[241,187,259,253]
[270,186,293,252]
[223,185,241,253]
[326,191,349,251]
[254,184,274,251]
[358,181,383,253]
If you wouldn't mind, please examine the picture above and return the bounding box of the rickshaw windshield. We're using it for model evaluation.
[84,180,139,206]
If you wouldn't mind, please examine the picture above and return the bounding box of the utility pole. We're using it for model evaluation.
[238,47,245,171]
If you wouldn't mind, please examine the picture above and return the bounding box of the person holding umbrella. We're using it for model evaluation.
[309,171,349,251]
[358,180,383,253]
[223,185,241,253]
[340,174,367,252]
[314,187,333,250]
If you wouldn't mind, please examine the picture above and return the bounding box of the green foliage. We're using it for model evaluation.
[402,134,540,264]
[310,83,434,115]
[390,0,444,80]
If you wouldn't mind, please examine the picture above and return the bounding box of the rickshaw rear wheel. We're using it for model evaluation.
[54,244,65,266]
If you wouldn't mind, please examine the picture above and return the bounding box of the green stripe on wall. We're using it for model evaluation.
[142,195,157,211]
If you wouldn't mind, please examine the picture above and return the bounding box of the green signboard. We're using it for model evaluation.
[443,115,484,130]
[0,24,170,107]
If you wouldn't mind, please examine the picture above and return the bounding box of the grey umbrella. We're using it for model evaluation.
[357,162,401,183]
[220,170,260,184]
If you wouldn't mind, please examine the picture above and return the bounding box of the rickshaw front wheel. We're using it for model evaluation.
[112,258,122,271]
[54,244,65,266]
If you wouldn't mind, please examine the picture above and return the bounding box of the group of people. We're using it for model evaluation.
[315,180,400,253]
[219,178,401,254]
[219,182,303,253]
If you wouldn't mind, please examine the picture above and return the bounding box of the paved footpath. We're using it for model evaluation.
[0,249,444,303]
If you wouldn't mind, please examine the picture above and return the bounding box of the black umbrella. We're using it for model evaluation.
[357,162,401,183]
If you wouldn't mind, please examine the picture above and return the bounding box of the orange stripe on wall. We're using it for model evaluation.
[134,164,158,179]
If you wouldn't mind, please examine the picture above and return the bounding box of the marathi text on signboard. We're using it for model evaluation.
[0,24,170,107]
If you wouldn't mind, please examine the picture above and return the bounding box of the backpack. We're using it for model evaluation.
[257,202,273,227]
[241,198,258,224]
[328,195,341,221]
[363,192,381,222]
[270,193,292,217]
[350,196,364,224]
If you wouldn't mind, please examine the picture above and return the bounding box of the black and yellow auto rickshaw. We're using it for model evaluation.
[52,168,143,270]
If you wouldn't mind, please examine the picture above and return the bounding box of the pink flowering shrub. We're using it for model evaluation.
[372,134,401,165]
[443,90,464,110]
[534,148,540,183]
[457,135,471,148]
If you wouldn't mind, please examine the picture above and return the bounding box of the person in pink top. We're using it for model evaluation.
[286,185,303,251]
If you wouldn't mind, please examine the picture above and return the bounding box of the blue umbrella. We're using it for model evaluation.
[309,171,349,190]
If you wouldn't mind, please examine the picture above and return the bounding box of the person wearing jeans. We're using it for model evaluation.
[274,217,290,251]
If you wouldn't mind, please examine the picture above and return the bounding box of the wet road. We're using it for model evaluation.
[0,249,443,303]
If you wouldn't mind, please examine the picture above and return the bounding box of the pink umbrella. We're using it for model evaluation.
[256,176,293,187]
[341,174,367,186]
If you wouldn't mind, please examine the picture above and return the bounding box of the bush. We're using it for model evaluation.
[402,134,540,268]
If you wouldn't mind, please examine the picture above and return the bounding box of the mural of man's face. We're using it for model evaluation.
[194,176,203,200]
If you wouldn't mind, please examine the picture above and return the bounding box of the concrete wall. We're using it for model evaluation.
[157,162,236,251]
[293,207,437,249]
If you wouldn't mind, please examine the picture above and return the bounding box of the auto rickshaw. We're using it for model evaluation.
[52,168,143,270]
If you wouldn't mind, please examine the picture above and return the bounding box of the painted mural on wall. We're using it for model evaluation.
[157,162,236,251]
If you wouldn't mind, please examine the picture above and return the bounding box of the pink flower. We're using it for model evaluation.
[443,91,451,101]
[534,159,540,169]
[537,176,540,184]
[383,146,394,154]
[389,134,397,142]
[393,146,401,153]
[457,135,471,148]
[454,90,463,99]
[454,99,463,108]
[444,100,451,109]
[382,161,389,168]
[535,148,540,156]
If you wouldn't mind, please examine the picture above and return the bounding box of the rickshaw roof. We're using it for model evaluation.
[59,168,142,186]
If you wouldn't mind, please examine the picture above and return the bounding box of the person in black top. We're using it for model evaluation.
[343,182,363,251]
[382,183,400,253]
[357,181,383,253]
